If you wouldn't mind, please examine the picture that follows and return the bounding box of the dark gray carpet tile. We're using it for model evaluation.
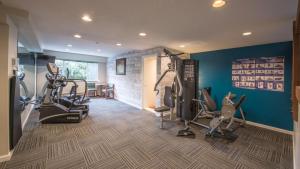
[46,151,86,169]
[282,142,293,157]
[109,135,138,152]
[73,124,103,138]
[5,148,47,169]
[186,160,215,169]
[135,157,171,169]
[136,137,171,158]
[47,129,75,144]
[0,162,6,169]
[7,160,46,169]
[158,149,192,169]
[252,127,291,143]
[234,163,253,169]
[98,127,122,143]
[2,98,293,169]
[238,153,280,169]
[195,150,237,169]
[129,129,156,143]
[117,146,152,168]
[246,144,282,164]
[42,125,74,137]
[185,143,209,160]
[176,140,209,157]
[13,134,47,154]
[280,156,294,169]
[82,143,115,166]
[111,119,140,133]
[87,155,127,169]
[76,132,104,147]
[47,138,80,160]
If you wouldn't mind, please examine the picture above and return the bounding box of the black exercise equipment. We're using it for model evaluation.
[57,79,89,115]
[176,59,198,138]
[154,49,198,138]
[154,86,175,129]
[154,49,183,96]
[39,63,88,123]
[191,89,246,140]
[18,72,31,110]
[9,75,23,150]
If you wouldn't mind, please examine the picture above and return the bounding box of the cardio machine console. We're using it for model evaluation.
[47,63,59,75]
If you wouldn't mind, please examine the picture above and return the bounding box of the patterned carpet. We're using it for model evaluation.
[0,99,293,169]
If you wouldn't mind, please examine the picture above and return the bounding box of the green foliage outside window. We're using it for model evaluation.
[55,59,98,81]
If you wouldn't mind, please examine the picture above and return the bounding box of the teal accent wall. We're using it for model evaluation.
[191,41,293,131]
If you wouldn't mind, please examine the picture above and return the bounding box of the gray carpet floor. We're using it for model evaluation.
[0,99,293,169]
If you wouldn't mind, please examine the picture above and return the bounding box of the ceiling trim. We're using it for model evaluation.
[0,3,41,52]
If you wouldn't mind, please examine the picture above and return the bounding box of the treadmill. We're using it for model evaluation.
[39,63,88,123]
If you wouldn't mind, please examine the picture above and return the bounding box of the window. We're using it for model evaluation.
[55,59,99,81]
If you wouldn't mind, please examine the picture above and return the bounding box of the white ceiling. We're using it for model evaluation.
[2,0,297,57]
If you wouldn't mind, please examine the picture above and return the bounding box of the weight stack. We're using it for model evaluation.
[177,59,198,121]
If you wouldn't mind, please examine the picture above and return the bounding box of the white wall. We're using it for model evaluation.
[143,56,157,109]
[0,14,18,161]
[98,62,106,83]
[107,47,184,108]
[107,47,165,108]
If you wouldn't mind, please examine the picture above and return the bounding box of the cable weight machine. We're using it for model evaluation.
[154,49,198,138]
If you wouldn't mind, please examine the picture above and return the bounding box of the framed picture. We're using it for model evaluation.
[116,58,126,75]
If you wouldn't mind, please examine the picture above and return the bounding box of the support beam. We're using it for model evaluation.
[293,0,300,121]
[0,13,18,161]
[296,0,300,34]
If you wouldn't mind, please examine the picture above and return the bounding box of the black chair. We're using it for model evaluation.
[154,86,175,128]
[102,83,114,99]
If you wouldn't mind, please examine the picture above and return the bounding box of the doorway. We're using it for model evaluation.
[143,55,157,112]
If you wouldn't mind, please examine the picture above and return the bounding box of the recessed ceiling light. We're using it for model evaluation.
[116,43,122,46]
[74,34,82,38]
[212,0,226,8]
[67,44,72,47]
[243,32,252,36]
[139,32,147,37]
[81,15,92,22]
[179,45,185,48]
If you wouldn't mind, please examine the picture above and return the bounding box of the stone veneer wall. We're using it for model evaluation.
[107,47,184,108]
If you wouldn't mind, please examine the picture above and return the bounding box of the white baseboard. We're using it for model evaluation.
[0,151,12,162]
[22,103,34,129]
[293,121,298,169]
[115,98,142,109]
[236,118,293,135]
[144,108,161,117]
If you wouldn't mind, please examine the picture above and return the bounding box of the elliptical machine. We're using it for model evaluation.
[39,63,88,123]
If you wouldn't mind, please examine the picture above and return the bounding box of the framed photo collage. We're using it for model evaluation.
[232,56,284,92]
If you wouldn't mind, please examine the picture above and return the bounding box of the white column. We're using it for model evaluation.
[0,14,18,161]
[294,86,300,169]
